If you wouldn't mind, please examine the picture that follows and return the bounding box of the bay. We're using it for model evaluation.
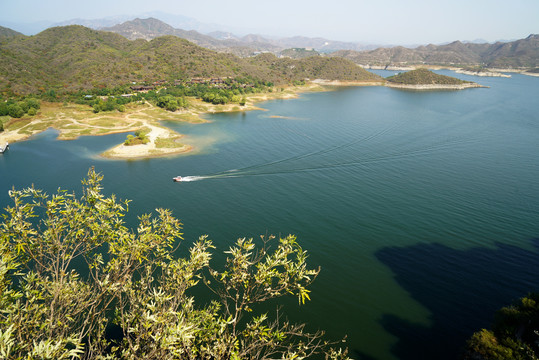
[1,70,538,360]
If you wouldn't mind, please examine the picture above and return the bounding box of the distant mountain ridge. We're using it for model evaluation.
[93,18,538,67]
[101,18,373,55]
[99,18,376,55]
[101,18,228,47]
[101,18,282,55]
[331,35,539,68]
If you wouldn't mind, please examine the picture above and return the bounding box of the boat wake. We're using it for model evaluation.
[175,124,476,183]
[179,176,207,182]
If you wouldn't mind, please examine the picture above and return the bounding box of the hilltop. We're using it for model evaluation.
[279,48,320,59]
[0,25,381,95]
[331,35,539,69]
[0,26,23,40]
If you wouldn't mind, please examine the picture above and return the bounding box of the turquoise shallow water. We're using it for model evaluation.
[1,70,538,359]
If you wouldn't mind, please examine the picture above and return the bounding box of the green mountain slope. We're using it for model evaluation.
[0,25,381,95]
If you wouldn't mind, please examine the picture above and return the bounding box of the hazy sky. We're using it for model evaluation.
[1,0,538,44]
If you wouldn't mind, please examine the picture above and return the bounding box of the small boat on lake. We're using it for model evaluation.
[173,176,183,182]
[0,142,8,154]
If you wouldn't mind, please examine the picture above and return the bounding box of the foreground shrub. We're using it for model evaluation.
[0,167,348,359]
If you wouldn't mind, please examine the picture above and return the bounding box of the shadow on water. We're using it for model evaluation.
[375,238,539,360]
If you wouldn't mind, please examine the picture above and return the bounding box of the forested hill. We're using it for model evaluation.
[331,34,539,68]
[0,25,380,95]
[386,68,471,85]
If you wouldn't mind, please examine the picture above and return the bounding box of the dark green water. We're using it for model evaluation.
[1,70,538,360]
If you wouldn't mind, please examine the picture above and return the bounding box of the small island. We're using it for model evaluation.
[385,68,485,90]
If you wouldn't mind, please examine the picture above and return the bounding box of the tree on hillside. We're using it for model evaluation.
[7,103,24,118]
[0,167,349,359]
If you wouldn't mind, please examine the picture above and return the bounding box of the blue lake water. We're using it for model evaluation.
[1,70,538,360]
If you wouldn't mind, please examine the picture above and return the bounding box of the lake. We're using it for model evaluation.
[1,70,538,360]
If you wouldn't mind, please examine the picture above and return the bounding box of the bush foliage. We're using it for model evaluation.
[0,168,349,359]
[463,294,539,360]
[0,98,40,118]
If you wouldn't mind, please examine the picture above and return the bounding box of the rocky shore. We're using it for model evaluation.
[455,69,511,78]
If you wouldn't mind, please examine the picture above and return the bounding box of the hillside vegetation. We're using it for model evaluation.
[0,25,380,95]
[386,68,471,85]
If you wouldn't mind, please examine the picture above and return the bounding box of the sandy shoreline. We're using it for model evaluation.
[100,123,192,159]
